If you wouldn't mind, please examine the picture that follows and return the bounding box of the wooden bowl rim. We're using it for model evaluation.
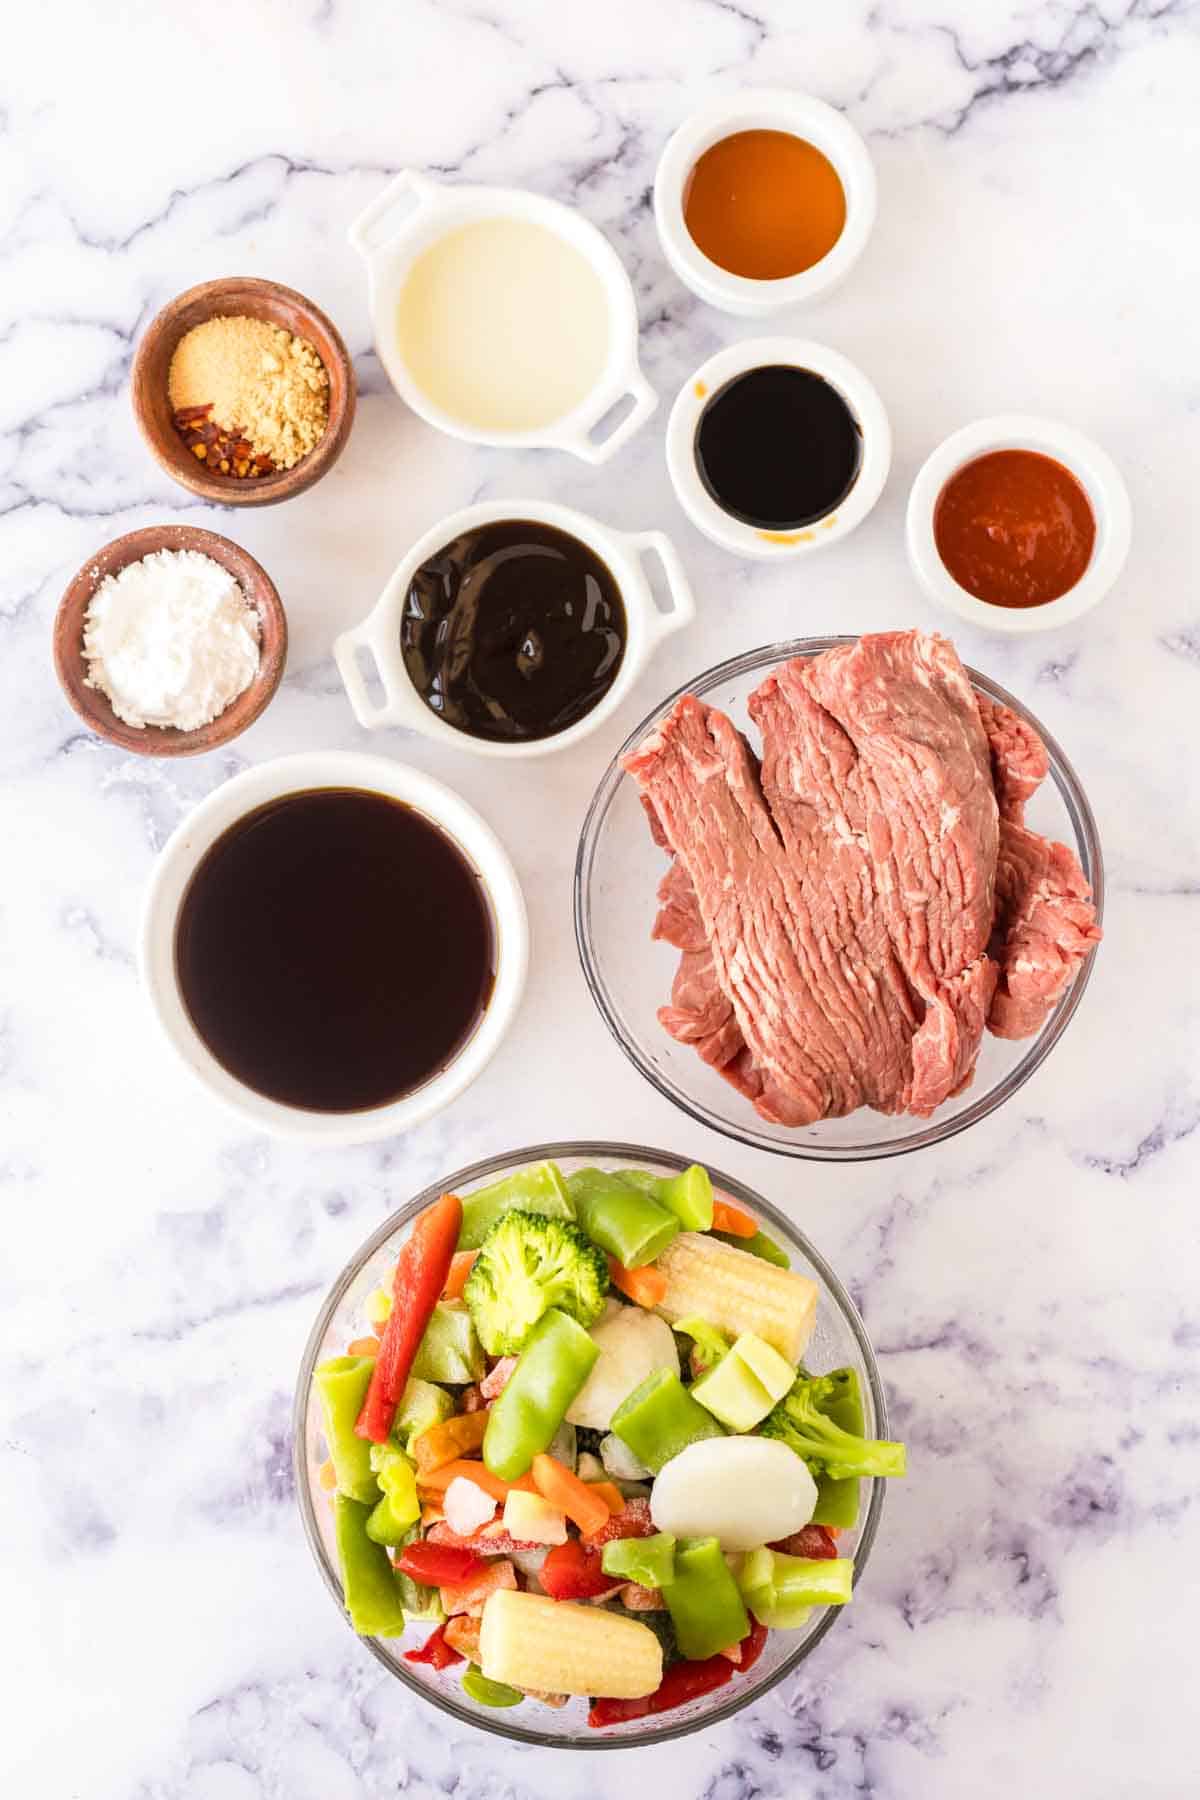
[131,276,356,508]
[52,523,288,757]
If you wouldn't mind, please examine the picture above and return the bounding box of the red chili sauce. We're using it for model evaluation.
[933,449,1096,608]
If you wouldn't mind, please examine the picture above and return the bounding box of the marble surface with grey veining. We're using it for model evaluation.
[3,3,1199,1795]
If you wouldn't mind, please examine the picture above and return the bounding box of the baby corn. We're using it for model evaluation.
[655,1232,818,1364]
[478,1589,662,1698]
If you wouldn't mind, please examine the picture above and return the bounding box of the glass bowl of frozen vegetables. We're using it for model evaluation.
[293,1141,900,1748]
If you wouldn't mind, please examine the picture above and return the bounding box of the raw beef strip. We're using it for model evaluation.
[623,695,876,1123]
[797,633,1000,1112]
[976,692,1102,1037]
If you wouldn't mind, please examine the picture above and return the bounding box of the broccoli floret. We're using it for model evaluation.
[463,1211,609,1355]
[760,1369,907,1481]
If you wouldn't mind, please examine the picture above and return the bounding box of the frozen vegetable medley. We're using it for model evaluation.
[313,1159,906,1729]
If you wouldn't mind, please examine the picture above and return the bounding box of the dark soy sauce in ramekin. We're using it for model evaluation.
[696,365,862,530]
[175,788,494,1112]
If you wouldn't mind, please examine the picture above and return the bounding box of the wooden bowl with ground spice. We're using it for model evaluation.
[53,525,287,756]
[132,278,355,507]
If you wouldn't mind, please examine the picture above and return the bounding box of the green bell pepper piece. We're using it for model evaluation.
[738,1546,853,1628]
[392,1524,444,1622]
[601,1532,677,1590]
[618,1166,714,1231]
[691,1332,795,1431]
[365,1441,421,1545]
[462,1667,523,1707]
[391,1377,455,1451]
[714,1227,790,1268]
[484,1307,600,1480]
[664,1536,749,1660]
[811,1367,865,1529]
[567,1168,679,1269]
[610,1369,725,1475]
[314,1356,379,1503]
[333,1495,408,1636]
[458,1162,572,1251]
[411,1301,485,1385]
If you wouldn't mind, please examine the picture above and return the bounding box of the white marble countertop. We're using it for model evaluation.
[3,3,1198,1795]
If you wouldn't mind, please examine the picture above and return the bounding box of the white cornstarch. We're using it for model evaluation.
[83,549,261,731]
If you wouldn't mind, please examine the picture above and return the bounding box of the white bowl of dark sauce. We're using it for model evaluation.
[667,338,891,561]
[140,753,528,1143]
[334,499,695,758]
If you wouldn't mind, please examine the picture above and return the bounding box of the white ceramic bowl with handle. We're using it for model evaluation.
[334,499,697,759]
[140,751,528,1144]
[906,414,1133,634]
[654,89,877,317]
[350,171,657,464]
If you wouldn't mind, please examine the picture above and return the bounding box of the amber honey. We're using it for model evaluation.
[683,129,846,280]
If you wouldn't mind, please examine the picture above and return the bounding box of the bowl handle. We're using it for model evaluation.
[560,369,658,466]
[348,170,436,263]
[334,623,431,734]
[624,531,696,644]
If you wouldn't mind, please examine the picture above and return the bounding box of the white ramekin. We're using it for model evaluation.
[654,89,877,317]
[350,171,657,465]
[139,752,528,1144]
[906,415,1133,634]
[666,338,891,561]
[334,498,696,758]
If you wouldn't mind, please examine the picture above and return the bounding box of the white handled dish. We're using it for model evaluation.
[334,499,696,759]
[140,752,528,1144]
[350,171,657,464]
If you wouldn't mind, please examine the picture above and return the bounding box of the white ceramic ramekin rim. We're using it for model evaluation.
[654,89,877,317]
[349,171,657,465]
[666,338,891,561]
[905,414,1133,634]
[139,752,529,1144]
[334,498,696,759]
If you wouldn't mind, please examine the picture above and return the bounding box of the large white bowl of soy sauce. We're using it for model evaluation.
[139,753,528,1142]
[334,499,695,759]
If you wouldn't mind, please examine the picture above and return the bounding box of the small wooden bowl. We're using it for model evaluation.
[131,277,356,507]
[53,525,288,757]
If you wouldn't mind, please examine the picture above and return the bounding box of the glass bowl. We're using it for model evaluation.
[293,1141,888,1749]
[574,638,1104,1162]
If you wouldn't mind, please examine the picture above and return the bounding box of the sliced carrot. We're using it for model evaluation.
[588,1480,626,1517]
[318,1459,337,1492]
[531,1452,611,1538]
[711,1198,757,1238]
[442,1249,477,1300]
[411,1411,489,1473]
[443,1614,482,1658]
[439,1558,517,1618]
[607,1255,668,1309]
[346,1335,382,1356]
[418,1460,538,1504]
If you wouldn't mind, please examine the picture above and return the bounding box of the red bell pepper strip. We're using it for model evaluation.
[395,1541,486,1588]
[588,1652,734,1727]
[538,1538,622,1601]
[767,1523,839,1560]
[737,1618,769,1671]
[355,1192,463,1444]
[580,1495,656,1550]
[402,1621,463,1670]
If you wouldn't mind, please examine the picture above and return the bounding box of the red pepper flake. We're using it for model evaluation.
[172,405,275,480]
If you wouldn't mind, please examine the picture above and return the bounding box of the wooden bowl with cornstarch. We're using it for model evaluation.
[53,525,287,757]
[132,277,356,507]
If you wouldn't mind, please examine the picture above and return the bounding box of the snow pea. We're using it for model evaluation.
[617,1165,714,1231]
[314,1356,379,1503]
[600,1531,677,1591]
[462,1667,523,1708]
[714,1227,790,1268]
[610,1369,724,1475]
[567,1168,679,1269]
[333,1495,408,1636]
[810,1367,864,1529]
[664,1537,749,1660]
[484,1308,600,1481]
[457,1162,572,1251]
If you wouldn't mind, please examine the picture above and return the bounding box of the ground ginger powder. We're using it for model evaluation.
[168,315,329,470]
